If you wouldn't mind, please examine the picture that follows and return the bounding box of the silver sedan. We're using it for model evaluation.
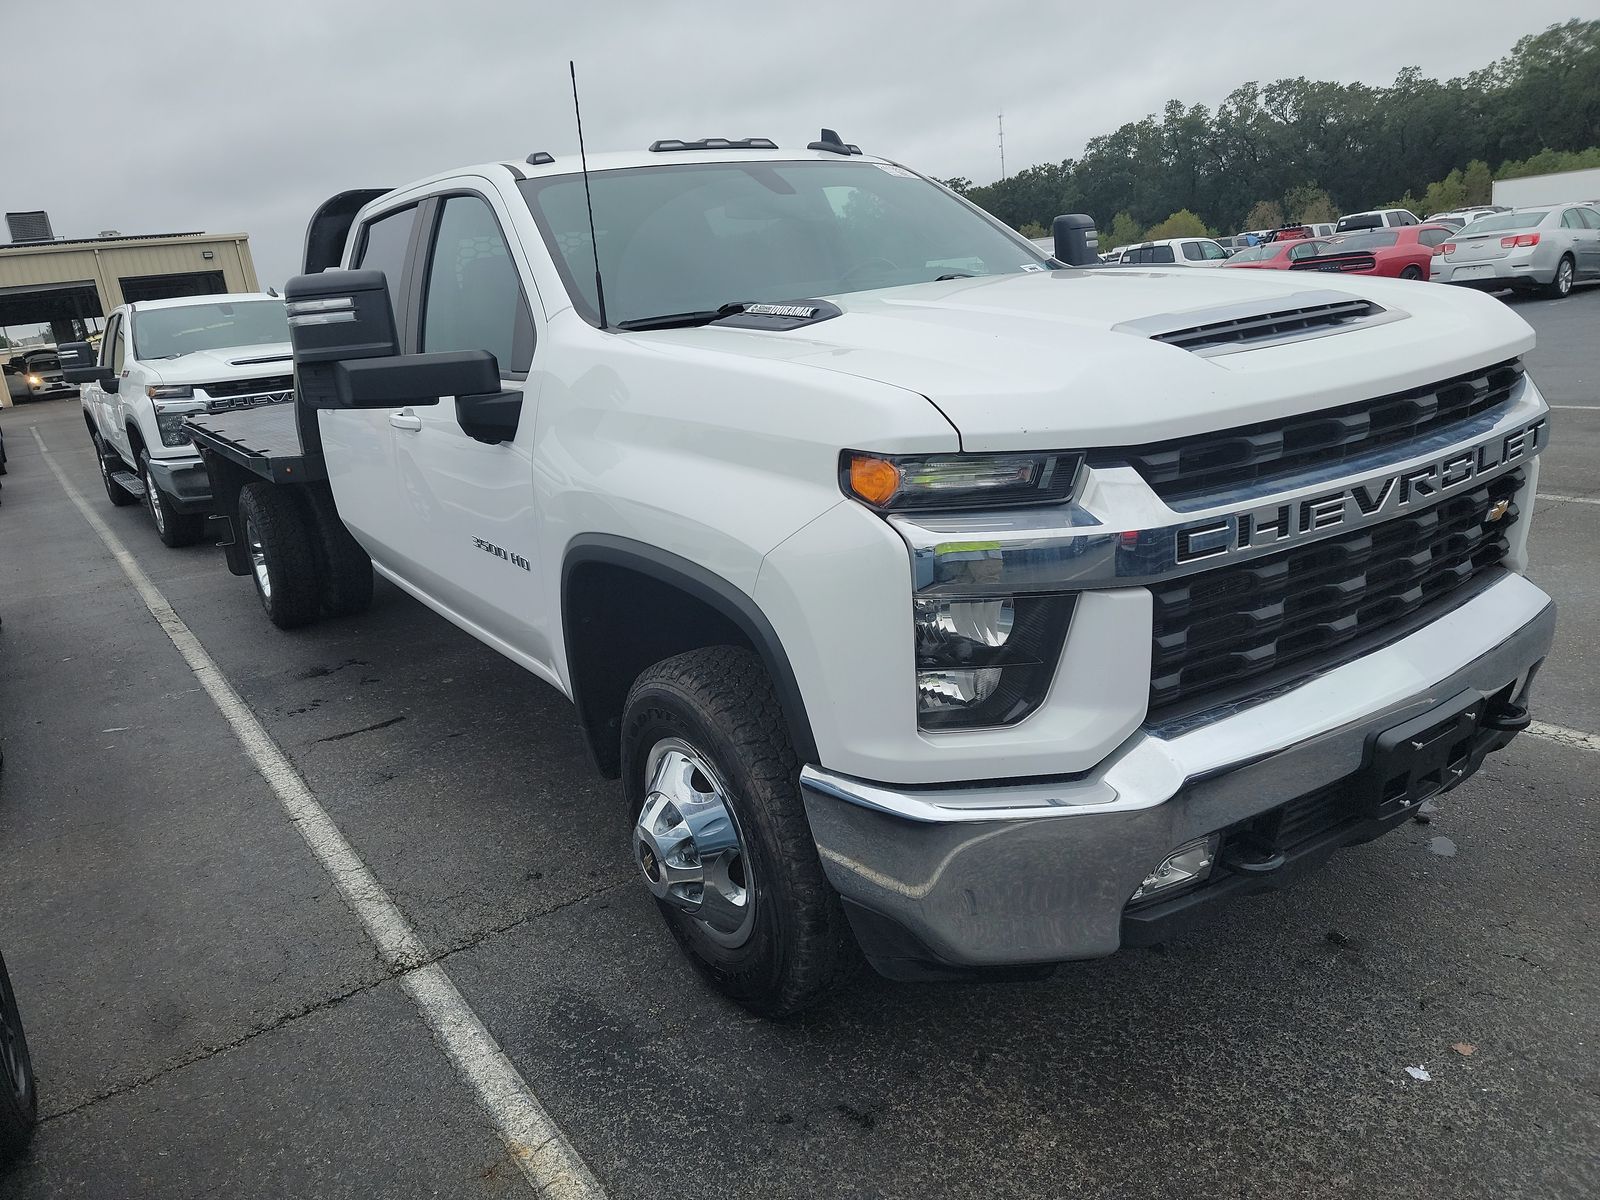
[1432,203,1600,298]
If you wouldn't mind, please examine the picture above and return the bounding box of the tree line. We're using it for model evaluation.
[939,20,1600,243]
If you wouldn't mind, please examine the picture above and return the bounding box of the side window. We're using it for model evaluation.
[1181,241,1204,261]
[419,194,534,374]
[1580,208,1600,230]
[1289,242,1318,260]
[352,205,418,292]
[99,314,121,367]
[1417,228,1448,248]
[1560,209,1582,229]
[1202,240,1229,260]
[1150,245,1176,264]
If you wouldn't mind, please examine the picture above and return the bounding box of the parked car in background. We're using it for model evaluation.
[1427,206,1503,230]
[3,348,75,401]
[0,951,37,1162]
[1335,208,1421,232]
[1306,224,1454,280]
[60,294,293,547]
[1433,204,1600,298]
[1113,237,1231,266]
[1221,238,1333,269]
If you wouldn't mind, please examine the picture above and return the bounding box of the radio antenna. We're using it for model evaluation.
[569,61,609,329]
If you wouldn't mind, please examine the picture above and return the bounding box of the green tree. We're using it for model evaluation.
[1145,209,1211,239]
[1106,211,1145,248]
[1284,185,1337,223]
[1462,160,1493,204]
[1419,168,1468,215]
[1018,221,1048,239]
[935,177,974,196]
[1244,199,1285,230]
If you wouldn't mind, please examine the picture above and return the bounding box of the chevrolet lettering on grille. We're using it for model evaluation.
[1175,417,1546,565]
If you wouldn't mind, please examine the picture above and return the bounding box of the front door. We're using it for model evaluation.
[390,189,548,667]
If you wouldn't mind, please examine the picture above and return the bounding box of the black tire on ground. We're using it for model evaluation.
[237,482,322,629]
[0,952,38,1162]
[621,646,851,1018]
[1543,254,1575,299]
[305,488,373,617]
[93,431,137,507]
[1400,265,1423,280]
[139,449,205,548]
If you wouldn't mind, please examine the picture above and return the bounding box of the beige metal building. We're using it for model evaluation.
[1,229,259,342]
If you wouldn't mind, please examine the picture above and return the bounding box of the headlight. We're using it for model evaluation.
[152,409,198,448]
[26,374,41,386]
[147,384,194,400]
[914,594,1075,730]
[842,450,1082,512]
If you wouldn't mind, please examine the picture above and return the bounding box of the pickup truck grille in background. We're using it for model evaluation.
[201,375,295,413]
[202,375,294,400]
[1096,358,1524,505]
[1290,254,1378,273]
[1148,470,1522,713]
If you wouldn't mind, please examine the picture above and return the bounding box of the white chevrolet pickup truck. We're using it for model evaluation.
[58,294,293,547]
[185,135,1553,1015]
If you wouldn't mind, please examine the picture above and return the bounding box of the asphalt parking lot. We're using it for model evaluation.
[1,288,1597,1200]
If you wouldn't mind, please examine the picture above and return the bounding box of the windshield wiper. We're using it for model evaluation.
[934,272,975,281]
[615,302,750,331]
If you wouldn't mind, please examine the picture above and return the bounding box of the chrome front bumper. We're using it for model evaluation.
[801,571,1555,974]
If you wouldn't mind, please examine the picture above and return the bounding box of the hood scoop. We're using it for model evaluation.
[1113,290,1398,355]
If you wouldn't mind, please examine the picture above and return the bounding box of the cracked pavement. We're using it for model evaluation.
[1,287,1597,1198]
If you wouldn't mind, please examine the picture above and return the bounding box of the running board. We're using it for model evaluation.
[109,469,147,499]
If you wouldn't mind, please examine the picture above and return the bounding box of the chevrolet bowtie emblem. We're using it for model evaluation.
[1487,498,1512,522]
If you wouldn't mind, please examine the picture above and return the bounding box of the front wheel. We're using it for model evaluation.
[1544,255,1575,299]
[238,483,321,629]
[93,431,137,507]
[622,647,850,1017]
[0,952,38,1162]
[140,450,204,548]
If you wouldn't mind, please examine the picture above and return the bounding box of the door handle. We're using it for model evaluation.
[389,411,422,432]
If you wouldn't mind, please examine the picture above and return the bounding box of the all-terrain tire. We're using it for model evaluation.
[621,646,851,1017]
[305,487,373,617]
[140,449,204,548]
[0,952,38,1161]
[238,482,321,629]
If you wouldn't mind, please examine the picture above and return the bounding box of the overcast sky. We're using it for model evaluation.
[7,0,1587,298]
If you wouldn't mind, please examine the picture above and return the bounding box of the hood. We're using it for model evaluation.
[631,269,1534,452]
[145,343,293,386]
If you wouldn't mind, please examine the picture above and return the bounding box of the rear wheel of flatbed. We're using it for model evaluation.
[239,482,321,629]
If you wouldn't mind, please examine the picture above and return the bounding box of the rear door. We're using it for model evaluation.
[391,186,546,661]
[319,201,422,567]
[1562,208,1600,275]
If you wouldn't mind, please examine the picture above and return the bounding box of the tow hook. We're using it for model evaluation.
[1221,837,1286,876]
[1484,698,1532,734]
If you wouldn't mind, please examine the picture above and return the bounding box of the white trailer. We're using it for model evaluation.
[1492,167,1600,208]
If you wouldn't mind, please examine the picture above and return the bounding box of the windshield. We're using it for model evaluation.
[519,160,1049,327]
[1225,245,1275,262]
[132,299,290,359]
[1458,211,1548,235]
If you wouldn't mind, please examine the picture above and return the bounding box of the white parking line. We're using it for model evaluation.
[31,428,603,1200]
[1536,493,1600,505]
[1528,721,1600,754]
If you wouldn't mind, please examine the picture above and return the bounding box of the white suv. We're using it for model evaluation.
[1335,208,1421,232]
[61,294,292,546]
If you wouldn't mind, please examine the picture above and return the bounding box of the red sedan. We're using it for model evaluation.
[1223,239,1332,268]
[1226,224,1453,279]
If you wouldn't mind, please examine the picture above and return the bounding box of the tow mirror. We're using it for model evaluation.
[59,341,113,386]
[1051,214,1100,267]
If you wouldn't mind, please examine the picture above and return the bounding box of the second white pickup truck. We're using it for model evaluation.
[186,135,1553,1015]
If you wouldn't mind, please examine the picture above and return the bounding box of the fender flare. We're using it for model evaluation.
[560,534,819,769]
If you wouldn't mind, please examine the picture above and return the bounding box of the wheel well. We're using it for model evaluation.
[125,421,147,457]
[562,550,817,778]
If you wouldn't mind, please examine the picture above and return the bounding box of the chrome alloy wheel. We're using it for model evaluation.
[1556,258,1574,296]
[145,464,167,535]
[245,513,271,601]
[634,738,755,948]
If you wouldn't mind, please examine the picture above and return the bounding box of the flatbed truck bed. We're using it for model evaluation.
[186,402,326,484]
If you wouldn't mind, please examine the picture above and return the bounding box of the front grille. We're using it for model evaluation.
[1148,470,1522,713]
[1291,254,1377,273]
[1145,298,1381,353]
[202,374,294,400]
[1094,358,1523,505]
